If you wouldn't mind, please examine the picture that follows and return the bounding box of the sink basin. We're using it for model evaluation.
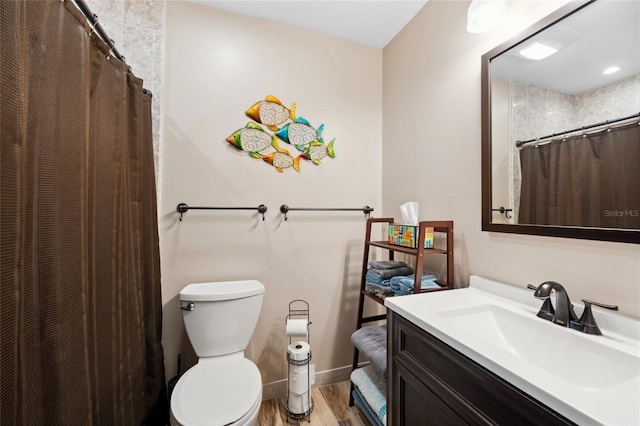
[436,304,640,391]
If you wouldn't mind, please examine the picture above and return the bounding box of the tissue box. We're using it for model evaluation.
[388,224,434,248]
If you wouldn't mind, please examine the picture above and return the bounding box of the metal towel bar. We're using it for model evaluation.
[176,203,268,221]
[279,205,374,221]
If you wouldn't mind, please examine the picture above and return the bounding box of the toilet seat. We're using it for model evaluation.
[171,355,262,426]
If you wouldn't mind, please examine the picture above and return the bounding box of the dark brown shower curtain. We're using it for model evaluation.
[519,122,640,229]
[1,0,168,424]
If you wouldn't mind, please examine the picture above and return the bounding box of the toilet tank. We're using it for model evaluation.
[180,280,265,357]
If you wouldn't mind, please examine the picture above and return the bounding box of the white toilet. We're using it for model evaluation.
[170,280,265,426]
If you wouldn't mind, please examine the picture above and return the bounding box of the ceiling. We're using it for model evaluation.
[189,1,428,48]
[189,1,639,95]
[491,1,640,95]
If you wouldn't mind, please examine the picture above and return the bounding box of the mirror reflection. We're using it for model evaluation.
[488,0,639,231]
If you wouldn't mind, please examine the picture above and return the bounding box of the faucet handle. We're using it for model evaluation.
[582,299,619,311]
[571,299,619,335]
[526,284,555,321]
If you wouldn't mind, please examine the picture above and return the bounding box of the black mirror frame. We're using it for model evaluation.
[481,0,640,244]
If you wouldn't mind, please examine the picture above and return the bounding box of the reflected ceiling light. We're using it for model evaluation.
[519,42,558,60]
[466,0,510,34]
[603,66,621,75]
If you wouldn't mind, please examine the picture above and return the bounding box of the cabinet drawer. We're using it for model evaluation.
[390,312,575,426]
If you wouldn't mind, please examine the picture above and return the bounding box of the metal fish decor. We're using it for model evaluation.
[226,122,276,155]
[225,94,336,173]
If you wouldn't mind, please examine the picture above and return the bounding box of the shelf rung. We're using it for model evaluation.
[368,241,448,255]
[361,314,387,323]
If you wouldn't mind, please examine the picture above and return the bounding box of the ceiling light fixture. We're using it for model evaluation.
[466,0,510,34]
[603,66,621,75]
[519,42,558,60]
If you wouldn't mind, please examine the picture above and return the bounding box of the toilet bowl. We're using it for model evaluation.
[170,355,262,425]
[170,280,265,426]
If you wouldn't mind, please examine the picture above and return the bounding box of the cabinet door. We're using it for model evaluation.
[394,361,467,426]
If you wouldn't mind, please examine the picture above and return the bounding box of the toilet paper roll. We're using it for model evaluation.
[288,391,312,415]
[286,319,309,337]
[289,363,316,394]
[287,341,311,361]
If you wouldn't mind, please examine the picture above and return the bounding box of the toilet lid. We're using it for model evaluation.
[171,357,262,425]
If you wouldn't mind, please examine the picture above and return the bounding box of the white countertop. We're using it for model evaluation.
[385,275,640,426]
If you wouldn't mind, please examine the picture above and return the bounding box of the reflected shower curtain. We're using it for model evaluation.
[1,0,168,424]
[519,122,640,229]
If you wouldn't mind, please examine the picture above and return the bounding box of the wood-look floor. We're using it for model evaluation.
[257,381,369,426]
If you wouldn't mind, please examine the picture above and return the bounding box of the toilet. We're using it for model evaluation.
[170,280,265,426]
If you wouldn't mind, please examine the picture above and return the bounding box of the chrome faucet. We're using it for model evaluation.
[532,281,578,327]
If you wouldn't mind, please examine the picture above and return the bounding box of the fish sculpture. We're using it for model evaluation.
[299,139,336,165]
[251,138,301,173]
[274,116,324,151]
[245,95,297,131]
[226,122,275,154]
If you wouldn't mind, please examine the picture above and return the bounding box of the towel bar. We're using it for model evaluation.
[280,205,374,221]
[176,203,268,221]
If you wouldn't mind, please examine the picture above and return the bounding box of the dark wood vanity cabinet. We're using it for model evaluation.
[388,311,576,426]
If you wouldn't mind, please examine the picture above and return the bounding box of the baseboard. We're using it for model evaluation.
[262,362,370,401]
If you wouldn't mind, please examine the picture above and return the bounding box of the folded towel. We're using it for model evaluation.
[368,260,407,270]
[390,274,441,296]
[366,282,394,295]
[367,266,414,280]
[351,365,387,424]
[365,272,392,286]
[351,325,387,378]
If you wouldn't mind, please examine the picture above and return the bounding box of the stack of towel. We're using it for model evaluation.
[365,260,442,297]
[351,325,388,426]
[365,260,413,297]
[389,274,440,296]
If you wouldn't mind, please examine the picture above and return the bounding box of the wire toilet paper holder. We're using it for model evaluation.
[286,299,311,344]
[285,300,313,421]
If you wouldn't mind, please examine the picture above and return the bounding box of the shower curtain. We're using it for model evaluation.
[519,122,640,229]
[1,0,168,424]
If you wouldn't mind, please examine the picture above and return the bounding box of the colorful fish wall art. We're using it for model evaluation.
[225,95,336,173]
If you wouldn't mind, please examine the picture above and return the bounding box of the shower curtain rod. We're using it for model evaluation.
[516,112,639,147]
[279,205,374,221]
[72,0,152,97]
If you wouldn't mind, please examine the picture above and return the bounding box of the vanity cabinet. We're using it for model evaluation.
[388,311,576,426]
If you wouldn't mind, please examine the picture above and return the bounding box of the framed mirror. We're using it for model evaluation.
[481,0,640,244]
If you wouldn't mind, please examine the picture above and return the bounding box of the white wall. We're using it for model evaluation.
[383,0,640,317]
[160,2,383,384]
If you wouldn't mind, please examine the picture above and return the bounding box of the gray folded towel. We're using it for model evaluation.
[368,260,408,270]
[351,325,387,379]
[366,282,394,295]
[368,265,414,280]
